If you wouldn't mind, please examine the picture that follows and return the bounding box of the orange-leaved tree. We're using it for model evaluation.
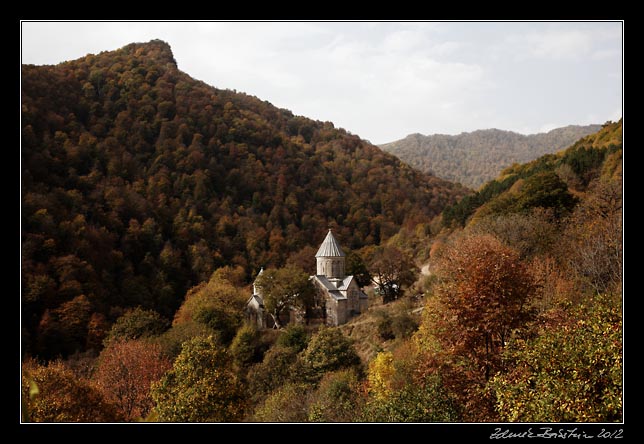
[94,339,172,421]
[422,233,537,420]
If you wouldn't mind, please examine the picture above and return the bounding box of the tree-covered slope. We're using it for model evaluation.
[441,120,622,227]
[380,125,602,189]
[21,40,466,358]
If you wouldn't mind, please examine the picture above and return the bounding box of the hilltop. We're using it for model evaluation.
[21,40,466,359]
[380,125,602,189]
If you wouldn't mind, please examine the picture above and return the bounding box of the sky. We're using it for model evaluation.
[21,21,622,145]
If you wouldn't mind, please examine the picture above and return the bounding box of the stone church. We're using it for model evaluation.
[246,229,368,328]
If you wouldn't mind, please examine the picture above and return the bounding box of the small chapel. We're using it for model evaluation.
[246,229,368,328]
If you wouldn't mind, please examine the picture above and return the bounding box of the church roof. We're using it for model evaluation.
[247,294,264,308]
[313,275,348,300]
[315,229,345,258]
[336,275,354,291]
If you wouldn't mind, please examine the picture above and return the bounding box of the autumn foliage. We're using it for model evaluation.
[21,39,465,360]
[22,359,122,422]
[94,339,172,420]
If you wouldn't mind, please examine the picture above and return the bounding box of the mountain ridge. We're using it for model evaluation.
[380,124,603,189]
[21,39,466,358]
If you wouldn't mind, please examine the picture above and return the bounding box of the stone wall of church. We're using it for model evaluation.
[325,298,347,326]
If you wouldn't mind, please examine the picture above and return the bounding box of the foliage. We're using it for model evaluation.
[563,179,622,295]
[150,335,245,422]
[381,125,602,189]
[373,310,395,341]
[302,327,361,381]
[22,39,465,359]
[252,383,313,422]
[230,323,261,368]
[512,171,578,217]
[372,302,419,342]
[467,208,558,260]
[153,321,212,359]
[363,347,459,422]
[94,339,171,421]
[362,245,418,303]
[346,250,372,288]
[285,245,317,275]
[22,359,122,422]
[492,294,622,422]
[432,233,537,381]
[275,323,310,352]
[34,294,91,359]
[390,307,420,340]
[362,377,459,422]
[254,266,314,328]
[172,272,247,345]
[103,307,169,345]
[246,345,304,399]
[308,368,363,422]
[441,120,622,227]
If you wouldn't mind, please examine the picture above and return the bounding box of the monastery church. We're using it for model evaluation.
[247,229,368,328]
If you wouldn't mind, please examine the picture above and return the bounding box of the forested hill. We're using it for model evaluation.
[21,39,466,358]
[441,119,622,228]
[380,125,602,189]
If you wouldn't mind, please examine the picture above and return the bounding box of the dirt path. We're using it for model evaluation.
[420,263,430,276]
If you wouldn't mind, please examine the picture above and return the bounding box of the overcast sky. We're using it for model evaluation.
[21,21,622,144]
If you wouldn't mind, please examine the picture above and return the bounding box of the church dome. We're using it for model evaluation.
[315,229,346,257]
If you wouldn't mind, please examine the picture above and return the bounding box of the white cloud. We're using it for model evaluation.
[21,21,622,143]
[527,29,592,59]
[591,48,621,61]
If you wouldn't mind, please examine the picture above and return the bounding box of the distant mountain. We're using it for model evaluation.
[441,120,622,228]
[380,125,603,189]
[21,40,466,358]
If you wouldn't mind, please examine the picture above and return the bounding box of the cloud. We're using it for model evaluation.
[21,22,622,143]
[527,29,592,59]
[591,48,621,61]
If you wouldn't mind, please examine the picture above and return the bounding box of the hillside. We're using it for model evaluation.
[380,125,602,189]
[21,40,466,359]
[442,119,622,227]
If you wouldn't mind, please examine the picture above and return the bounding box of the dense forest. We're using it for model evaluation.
[21,40,466,360]
[380,125,601,189]
[21,40,621,424]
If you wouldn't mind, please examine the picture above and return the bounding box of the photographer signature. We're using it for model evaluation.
[490,427,623,439]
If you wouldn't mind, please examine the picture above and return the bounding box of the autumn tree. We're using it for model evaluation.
[513,170,578,217]
[301,327,361,381]
[246,345,306,400]
[21,39,467,361]
[432,233,537,381]
[345,250,371,288]
[359,339,458,422]
[22,359,122,422]
[94,339,172,421]
[285,245,317,275]
[276,323,310,352]
[103,307,169,345]
[230,324,261,369]
[417,233,538,420]
[308,368,363,422]
[254,266,314,328]
[492,294,622,422]
[363,245,418,303]
[150,335,245,422]
[252,383,313,422]
[172,271,247,345]
[563,179,622,295]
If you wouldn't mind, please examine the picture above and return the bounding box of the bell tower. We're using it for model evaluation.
[315,229,346,284]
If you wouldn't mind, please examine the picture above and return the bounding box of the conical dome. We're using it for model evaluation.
[315,229,345,257]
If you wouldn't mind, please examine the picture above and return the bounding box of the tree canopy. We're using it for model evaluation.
[21,40,466,359]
